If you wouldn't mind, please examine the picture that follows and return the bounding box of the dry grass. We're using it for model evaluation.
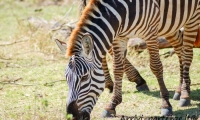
[0,0,200,120]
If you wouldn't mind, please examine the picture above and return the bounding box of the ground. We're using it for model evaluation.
[0,0,199,120]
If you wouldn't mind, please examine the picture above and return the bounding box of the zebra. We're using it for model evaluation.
[64,0,200,119]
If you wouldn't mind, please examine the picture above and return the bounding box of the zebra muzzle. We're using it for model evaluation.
[79,111,90,120]
[67,101,80,120]
[67,101,90,120]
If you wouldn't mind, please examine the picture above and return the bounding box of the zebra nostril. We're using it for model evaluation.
[67,101,80,119]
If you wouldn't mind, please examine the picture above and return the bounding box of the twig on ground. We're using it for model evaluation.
[1,77,23,83]
[0,40,28,46]
[160,49,175,58]
[0,58,12,60]
[0,77,33,86]
[0,82,34,86]
[12,77,23,82]
[44,80,65,86]
[15,50,52,56]
[191,83,200,86]
[0,79,66,87]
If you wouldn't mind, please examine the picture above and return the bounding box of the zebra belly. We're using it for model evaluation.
[158,0,199,36]
[122,0,199,39]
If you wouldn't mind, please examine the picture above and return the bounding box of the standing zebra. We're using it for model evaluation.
[64,0,200,119]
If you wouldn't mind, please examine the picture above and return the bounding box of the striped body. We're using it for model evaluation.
[68,0,148,94]
[65,0,200,119]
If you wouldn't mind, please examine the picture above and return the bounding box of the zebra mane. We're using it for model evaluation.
[66,0,97,56]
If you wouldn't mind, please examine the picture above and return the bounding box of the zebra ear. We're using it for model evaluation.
[55,39,67,55]
[82,33,94,56]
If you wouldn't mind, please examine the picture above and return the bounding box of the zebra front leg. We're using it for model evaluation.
[146,36,172,116]
[102,56,114,93]
[102,40,127,117]
[124,58,149,91]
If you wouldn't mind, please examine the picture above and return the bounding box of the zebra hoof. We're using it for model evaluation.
[102,109,116,118]
[173,92,181,100]
[136,83,150,91]
[161,107,173,116]
[179,98,191,107]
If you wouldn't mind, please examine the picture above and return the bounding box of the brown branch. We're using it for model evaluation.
[0,82,34,86]
[44,79,66,86]
[12,77,23,82]
[190,83,200,86]
[0,77,32,86]
[160,49,175,58]
[0,79,65,87]
[0,40,28,46]
[15,50,52,56]
[1,77,23,83]
[0,58,12,60]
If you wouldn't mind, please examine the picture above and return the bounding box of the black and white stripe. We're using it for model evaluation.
[65,0,200,119]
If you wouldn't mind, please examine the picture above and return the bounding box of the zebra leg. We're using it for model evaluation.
[102,56,114,93]
[146,35,172,116]
[102,40,127,117]
[124,58,149,91]
[165,29,184,100]
[179,19,199,106]
[108,47,149,91]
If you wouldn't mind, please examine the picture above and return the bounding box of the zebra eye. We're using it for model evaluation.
[81,74,89,82]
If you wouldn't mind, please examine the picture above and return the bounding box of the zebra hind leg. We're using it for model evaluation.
[123,58,149,91]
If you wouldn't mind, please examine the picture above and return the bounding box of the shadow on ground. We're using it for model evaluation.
[133,88,200,101]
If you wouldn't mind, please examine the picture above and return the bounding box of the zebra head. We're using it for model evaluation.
[65,33,105,120]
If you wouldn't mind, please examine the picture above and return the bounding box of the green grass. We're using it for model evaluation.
[0,0,78,41]
[0,0,200,120]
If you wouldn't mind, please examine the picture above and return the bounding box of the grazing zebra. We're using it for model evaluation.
[64,0,200,119]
